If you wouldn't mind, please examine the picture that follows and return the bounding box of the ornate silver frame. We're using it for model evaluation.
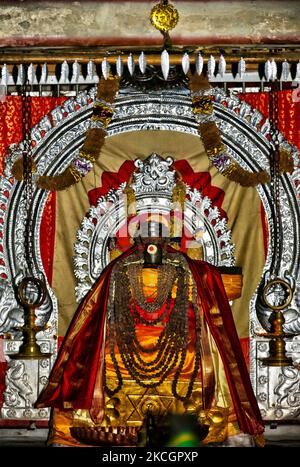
[0,84,299,421]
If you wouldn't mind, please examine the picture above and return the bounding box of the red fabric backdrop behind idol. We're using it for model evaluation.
[240,91,300,277]
[0,96,66,283]
[0,96,66,410]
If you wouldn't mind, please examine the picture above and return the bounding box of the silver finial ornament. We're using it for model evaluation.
[270,59,277,81]
[116,56,123,78]
[207,55,215,79]
[59,60,69,84]
[138,52,147,74]
[218,55,226,77]
[161,50,170,80]
[71,60,80,83]
[28,63,38,85]
[238,57,246,78]
[264,60,272,81]
[87,60,95,81]
[127,53,135,76]
[17,64,25,86]
[195,53,203,76]
[281,60,290,81]
[40,63,48,85]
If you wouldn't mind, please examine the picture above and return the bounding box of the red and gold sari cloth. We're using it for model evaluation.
[35,244,264,445]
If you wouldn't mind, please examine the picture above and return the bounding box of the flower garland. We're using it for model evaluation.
[11,76,120,191]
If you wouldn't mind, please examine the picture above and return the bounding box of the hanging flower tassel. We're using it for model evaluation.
[97,75,120,103]
[11,157,37,181]
[36,128,107,190]
[36,166,82,191]
[12,76,120,191]
[222,161,270,187]
[187,71,211,93]
[198,121,226,154]
[199,121,270,186]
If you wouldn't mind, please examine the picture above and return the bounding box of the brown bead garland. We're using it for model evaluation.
[104,250,202,401]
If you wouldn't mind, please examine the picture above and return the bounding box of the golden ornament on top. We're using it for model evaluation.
[150,1,179,33]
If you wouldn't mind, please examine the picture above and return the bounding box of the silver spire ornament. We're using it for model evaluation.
[207,55,215,79]
[116,56,123,78]
[238,57,246,78]
[195,53,203,76]
[127,53,135,76]
[161,49,170,80]
[218,55,226,77]
[182,53,190,75]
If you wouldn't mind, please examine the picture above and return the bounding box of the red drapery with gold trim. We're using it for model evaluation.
[0,96,66,284]
[242,90,300,153]
[0,96,67,169]
[35,244,264,435]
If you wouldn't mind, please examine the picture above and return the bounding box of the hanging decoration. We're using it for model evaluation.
[9,0,296,192]
[11,76,120,191]
[12,80,49,360]
[259,82,294,367]
[150,0,179,47]
[36,76,120,190]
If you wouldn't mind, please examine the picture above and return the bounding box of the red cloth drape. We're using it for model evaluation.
[40,191,56,286]
[241,89,300,153]
[0,96,66,172]
[35,244,264,435]
[0,96,66,285]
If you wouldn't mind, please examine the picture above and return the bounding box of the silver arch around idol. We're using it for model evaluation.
[0,88,96,420]
[74,154,235,302]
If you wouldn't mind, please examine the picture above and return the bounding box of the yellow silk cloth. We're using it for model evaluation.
[48,268,243,446]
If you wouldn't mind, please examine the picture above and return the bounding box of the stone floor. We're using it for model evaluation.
[0,425,299,448]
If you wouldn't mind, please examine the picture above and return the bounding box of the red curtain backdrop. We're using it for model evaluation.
[0,96,66,171]
[241,90,300,266]
[241,89,300,153]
